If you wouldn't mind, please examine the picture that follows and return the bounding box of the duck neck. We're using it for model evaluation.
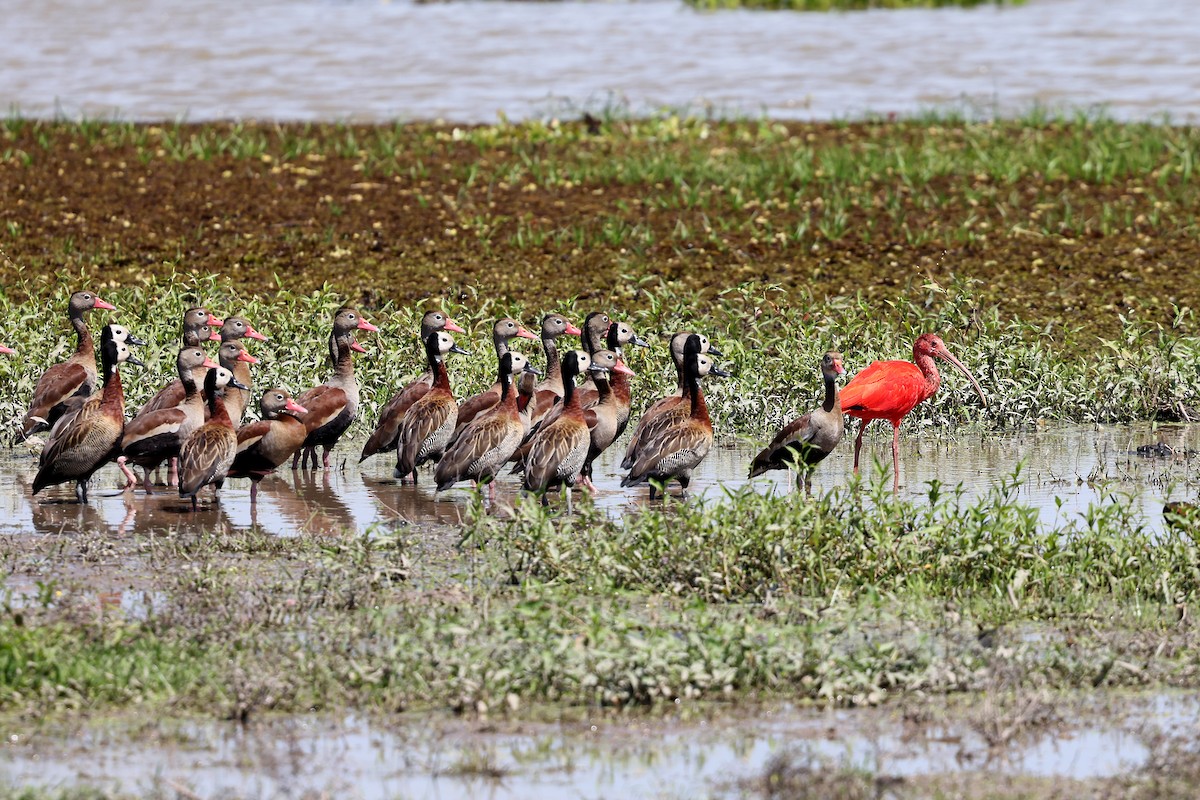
[562,369,578,411]
[594,374,614,406]
[72,311,92,358]
[688,372,710,425]
[208,391,233,428]
[100,360,125,414]
[542,337,562,390]
[499,368,517,409]
[332,335,355,384]
[822,372,839,414]
[494,333,510,360]
[182,369,202,400]
[431,355,450,393]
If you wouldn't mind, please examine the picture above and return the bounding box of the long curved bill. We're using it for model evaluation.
[936,345,987,407]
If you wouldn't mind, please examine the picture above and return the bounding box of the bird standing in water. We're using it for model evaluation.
[839,333,986,494]
[749,350,845,493]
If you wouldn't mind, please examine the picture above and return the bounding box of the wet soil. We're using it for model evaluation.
[1,121,1197,343]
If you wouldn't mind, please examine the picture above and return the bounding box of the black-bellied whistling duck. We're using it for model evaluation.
[394,331,469,483]
[219,316,268,344]
[452,318,537,433]
[184,307,224,339]
[527,314,582,426]
[0,345,14,355]
[580,312,612,355]
[179,367,249,510]
[749,350,845,493]
[120,347,220,491]
[621,331,722,471]
[33,325,143,503]
[621,335,729,500]
[520,350,593,511]
[19,291,116,440]
[579,349,635,489]
[360,309,465,463]
[228,388,309,505]
[294,307,379,470]
[435,352,538,498]
[215,340,259,425]
[573,311,613,397]
[136,309,225,418]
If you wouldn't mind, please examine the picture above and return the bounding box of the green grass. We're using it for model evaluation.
[2,474,1199,719]
[0,274,1195,441]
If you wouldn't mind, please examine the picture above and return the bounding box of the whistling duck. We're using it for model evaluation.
[748,350,845,492]
[120,347,220,491]
[228,388,309,504]
[46,325,147,439]
[519,350,593,511]
[451,318,537,433]
[621,331,722,471]
[574,321,649,422]
[516,366,539,434]
[19,291,115,440]
[360,309,464,463]
[219,316,267,344]
[184,307,224,339]
[293,307,379,470]
[527,314,582,425]
[621,335,729,499]
[32,325,143,503]
[215,340,259,425]
[178,367,249,510]
[435,352,538,497]
[136,309,225,418]
[394,331,469,483]
[578,349,636,489]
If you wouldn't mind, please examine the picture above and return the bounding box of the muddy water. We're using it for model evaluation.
[1,693,1188,798]
[2,422,1198,540]
[2,0,1197,123]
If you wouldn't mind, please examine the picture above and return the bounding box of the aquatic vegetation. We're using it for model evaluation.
[0,276,1196,445]
[1,473,1198,721]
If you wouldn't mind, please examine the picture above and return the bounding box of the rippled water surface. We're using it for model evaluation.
[2,694,1190,798]
[2,423,1198,539]
[3,0,1198,123]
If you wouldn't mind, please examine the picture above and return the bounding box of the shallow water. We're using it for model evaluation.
[3,422,1198,541]
[2,0,1198,123]
[1,692,1189,798]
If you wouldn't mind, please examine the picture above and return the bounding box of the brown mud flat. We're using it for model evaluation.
[1,120,1196,343]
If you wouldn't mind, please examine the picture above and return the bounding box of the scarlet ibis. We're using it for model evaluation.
[840,333,986,493]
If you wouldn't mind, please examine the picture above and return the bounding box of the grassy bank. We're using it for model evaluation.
[1,480,1198,722]
[2,112,1198,343]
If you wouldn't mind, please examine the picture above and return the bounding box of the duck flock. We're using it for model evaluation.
[13,291,987,511]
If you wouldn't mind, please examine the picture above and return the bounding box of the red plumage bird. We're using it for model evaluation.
[840,333,986,493]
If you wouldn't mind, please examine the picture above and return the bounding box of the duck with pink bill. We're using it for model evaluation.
[293,307,379,470]
[18,291,117,441]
